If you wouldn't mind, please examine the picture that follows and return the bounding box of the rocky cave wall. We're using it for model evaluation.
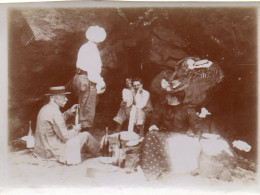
[8,7,257,159]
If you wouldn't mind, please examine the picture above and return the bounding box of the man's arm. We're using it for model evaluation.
[63,109,74,121]
[63,104,79,121]
[134,90,150,109]
[53,112,78,143]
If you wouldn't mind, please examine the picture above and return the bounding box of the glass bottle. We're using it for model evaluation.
[118,133,124,167]
[105,127,109,157]
[28,121,32,136]
[26,121,34,148]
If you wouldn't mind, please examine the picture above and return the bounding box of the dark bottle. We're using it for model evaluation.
[101,138,106,157]
[120,151,126,168]
[118,133,122,149]
[113,134,120,166]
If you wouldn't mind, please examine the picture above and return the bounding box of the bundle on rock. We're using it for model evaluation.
[150,57,224,106]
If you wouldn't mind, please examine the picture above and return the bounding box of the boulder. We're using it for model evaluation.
[153,26,187,48]
[148,35,189,67]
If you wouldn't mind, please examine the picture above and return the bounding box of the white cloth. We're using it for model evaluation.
[168,134,201,173]
[66,135,81,165]
[128,105,137,132]
[232,140,251,152]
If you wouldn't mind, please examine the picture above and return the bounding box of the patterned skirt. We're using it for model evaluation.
[140,130,174,180]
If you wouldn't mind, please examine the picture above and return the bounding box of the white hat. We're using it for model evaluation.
[45,86,71,96]
[86,26,106,43]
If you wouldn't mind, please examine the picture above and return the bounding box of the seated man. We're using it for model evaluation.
[34,86,100,164]
[113,78,135,131]
[128,77,153,137]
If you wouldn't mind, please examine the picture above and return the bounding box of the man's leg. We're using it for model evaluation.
[114,123,122,132]
[72,75,97,130]
[136,125,144,137]
[79,132,101,154]
[80,84,97,129]
[136,109,146,137]
[113,107,129,131]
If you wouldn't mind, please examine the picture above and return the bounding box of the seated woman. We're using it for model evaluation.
[139,91,210,181]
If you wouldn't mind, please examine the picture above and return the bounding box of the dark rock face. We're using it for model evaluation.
[149,35,189,67]
[8,7,257,161]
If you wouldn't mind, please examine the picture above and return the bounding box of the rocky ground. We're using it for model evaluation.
[4,127,258,194]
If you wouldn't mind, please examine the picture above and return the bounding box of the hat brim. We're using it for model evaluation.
[45,92,71,96]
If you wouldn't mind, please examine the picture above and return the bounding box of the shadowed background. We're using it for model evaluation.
[8,7,257,161]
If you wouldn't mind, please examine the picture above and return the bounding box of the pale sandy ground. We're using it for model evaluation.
[2,148,259,195]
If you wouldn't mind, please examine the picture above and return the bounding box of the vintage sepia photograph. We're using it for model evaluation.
[1,1,259,194]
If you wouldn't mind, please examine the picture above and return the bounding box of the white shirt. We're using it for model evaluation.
[76,41,104,85]
[122,88,134,107]
[134,89,150,109]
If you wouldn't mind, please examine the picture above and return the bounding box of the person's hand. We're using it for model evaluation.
[197,107,211,118]
[70,104,79,113]
[97,85,106,94]
[137,87,143,94]
[73,124,81,132]
[149,125,159,131]
[121,101,127,107]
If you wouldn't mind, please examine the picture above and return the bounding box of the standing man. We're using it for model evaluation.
[73,26,107,131]
[34,86,100,164]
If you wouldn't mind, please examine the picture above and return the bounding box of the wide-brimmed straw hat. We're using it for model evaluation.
[86,26,106,43]
[45,86,71,96]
